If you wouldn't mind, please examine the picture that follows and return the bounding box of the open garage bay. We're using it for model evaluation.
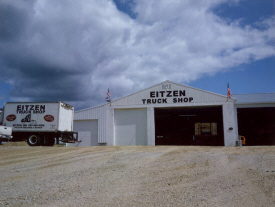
[237,107,275,146]
[155,106,224,146]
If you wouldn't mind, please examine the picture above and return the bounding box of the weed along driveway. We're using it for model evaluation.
[0,145,274,206]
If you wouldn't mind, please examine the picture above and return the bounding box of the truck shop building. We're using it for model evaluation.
[68,81,275,147]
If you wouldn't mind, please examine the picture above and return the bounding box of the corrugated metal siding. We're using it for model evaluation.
[233,93,275,104]
[74,104,108,120]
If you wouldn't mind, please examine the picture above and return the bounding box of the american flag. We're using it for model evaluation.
[106,88,110,99]
[227,83,232,98]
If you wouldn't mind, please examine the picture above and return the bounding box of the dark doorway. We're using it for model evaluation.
[155,106,224,146]
[237,107,275,145]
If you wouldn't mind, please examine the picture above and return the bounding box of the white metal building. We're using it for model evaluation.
[68,80,275,147]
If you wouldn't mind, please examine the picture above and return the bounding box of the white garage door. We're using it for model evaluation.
[114,108,147,146]
[69,120,98,146]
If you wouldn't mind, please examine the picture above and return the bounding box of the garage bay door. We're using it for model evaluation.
[72,120,98,146]
[114,109,147,146]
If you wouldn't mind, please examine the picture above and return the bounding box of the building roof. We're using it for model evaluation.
[233,93,275,104]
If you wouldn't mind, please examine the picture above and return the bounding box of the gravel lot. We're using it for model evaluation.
[0,143,274,207]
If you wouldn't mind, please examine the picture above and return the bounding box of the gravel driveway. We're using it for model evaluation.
[0,144,274,206]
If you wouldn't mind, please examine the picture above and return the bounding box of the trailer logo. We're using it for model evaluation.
[21,114,31,122]
[6,114,16,121]
[16,104,46,114]
[44,115,54,122]
[21,113,37,125]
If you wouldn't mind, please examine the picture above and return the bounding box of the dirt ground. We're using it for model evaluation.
[0,143,274,207]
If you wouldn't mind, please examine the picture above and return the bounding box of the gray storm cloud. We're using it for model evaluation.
[0,0,274,110]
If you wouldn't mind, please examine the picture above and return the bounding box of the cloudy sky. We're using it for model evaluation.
[0,0,274,110]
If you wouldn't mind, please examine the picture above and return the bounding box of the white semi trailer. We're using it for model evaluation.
[0,102,78,146]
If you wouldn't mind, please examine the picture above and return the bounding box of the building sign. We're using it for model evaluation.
[142,90,193,104]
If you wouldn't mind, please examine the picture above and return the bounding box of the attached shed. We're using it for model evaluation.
[68,81,239,147]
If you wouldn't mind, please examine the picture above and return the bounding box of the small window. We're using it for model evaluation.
[195,122,217,136]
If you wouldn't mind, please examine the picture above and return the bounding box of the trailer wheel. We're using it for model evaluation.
[27,134,41,146]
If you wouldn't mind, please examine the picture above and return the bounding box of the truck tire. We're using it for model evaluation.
[27,134,41,146]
